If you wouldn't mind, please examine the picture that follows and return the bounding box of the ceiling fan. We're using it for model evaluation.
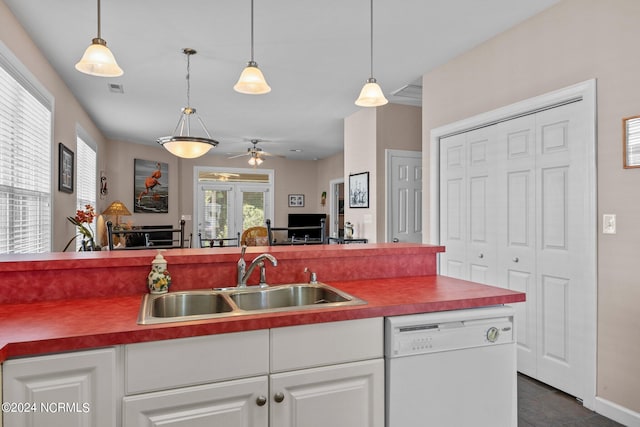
[228,139,284,166]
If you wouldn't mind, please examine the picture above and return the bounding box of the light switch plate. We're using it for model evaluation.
[603,214,616,234]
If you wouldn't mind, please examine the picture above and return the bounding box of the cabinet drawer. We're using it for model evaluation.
[125,330,269,394]
[270,318,383,372]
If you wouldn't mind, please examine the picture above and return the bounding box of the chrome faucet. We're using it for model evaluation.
[237,246,278,287]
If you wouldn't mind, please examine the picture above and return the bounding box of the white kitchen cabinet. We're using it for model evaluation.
[123,376,268,427]
[270,359,384,427]
[2,347,117,427]
[122,318,383,427]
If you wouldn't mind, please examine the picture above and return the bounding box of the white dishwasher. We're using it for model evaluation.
[385,305,516,427]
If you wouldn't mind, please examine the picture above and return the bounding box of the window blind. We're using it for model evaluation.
[75,136,97,250]
[0,64,52,254]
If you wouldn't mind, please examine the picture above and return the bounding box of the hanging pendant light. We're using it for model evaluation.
[75,0,123,77]
[355,0,388,107]
[157,48,219,159]
[234,0,271,94]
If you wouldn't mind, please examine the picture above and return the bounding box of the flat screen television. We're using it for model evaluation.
[141,225,173,246]
[287,213,326,239]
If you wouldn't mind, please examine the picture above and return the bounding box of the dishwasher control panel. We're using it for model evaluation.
[385,306,515,357]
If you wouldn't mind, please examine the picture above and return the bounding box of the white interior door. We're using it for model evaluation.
[533,101,589,398]
[438,126,498,285]
[439,134,466,279]
[465,126,498,285]
[437,96,594,403]
[387,150,422,243]
[495,114,537,378]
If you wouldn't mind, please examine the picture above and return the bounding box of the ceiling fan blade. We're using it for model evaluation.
[227,153,249,159]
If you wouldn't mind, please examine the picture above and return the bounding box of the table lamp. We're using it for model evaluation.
[102,200,132,226]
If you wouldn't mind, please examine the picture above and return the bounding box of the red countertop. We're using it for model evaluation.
[0,275,524,363]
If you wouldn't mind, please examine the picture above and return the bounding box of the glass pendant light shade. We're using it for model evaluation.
[157,49,219,159]
[234,61,271,94]
[355,77,388,107]
[355,0,387,107]
[159,137,216,159]
[75,38,123,77]
[76,0,123,77]
[235,0,270,95]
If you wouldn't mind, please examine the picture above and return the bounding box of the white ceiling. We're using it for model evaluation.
[5,0,558,160]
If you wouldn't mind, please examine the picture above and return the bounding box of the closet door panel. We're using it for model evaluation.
[439,133,467,280]
[535,101,587,399]
[466,127,497,285]
[496,115,537,377]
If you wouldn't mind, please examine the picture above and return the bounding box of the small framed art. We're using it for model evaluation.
[58,143,74,193]
[288,194,305,207]
[349,172,369,208]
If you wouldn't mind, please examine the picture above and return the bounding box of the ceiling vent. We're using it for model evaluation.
[391,84,422,100]
[108,83,124,94]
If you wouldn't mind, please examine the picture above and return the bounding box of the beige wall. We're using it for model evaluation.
[344,108,377,241]
[421,0,640,413]
[105,142,342,240]
[344,104,421,242]
[0,0,108,252]
[376,104,422,239]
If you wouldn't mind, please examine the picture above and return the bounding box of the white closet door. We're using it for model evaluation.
[439,133,467,280]
[465,126,498,285]
[534,101,588,398]
[439,100,590,401]
[495,115,538,378]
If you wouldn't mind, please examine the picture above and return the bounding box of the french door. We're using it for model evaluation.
[195,168,273,248]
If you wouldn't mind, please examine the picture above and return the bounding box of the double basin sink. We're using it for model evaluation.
[138,282,366,325]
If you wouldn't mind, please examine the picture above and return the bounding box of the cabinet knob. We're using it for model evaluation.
[274,392,285,403]
[513,257,519,263]
[256,396,267,407]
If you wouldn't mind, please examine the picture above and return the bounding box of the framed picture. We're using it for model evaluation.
[349,172,369,208]
[288,194,305,207]
[58,143,74,193]
[134,159,169,213]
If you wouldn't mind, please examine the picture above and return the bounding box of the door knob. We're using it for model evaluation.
[256,396,267,406]
[513,257,519,263]
[274,392,285,403]
[478,253,484,259]
[392,238,399,243]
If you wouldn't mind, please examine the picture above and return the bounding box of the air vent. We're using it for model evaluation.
[391,84,422,100]
[108,83,124,94]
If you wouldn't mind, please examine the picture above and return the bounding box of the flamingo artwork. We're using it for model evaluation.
[134,159,169,213]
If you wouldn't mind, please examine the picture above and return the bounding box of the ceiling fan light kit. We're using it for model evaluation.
[234,0,271,95]
[75,0,123,77]
[355,0,388,107]
[157,48,219,159]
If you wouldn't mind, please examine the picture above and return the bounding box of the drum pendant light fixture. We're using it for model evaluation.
[234,0,271,94]
[75,0,124,77]
[355,0,388,107]
[157,48,219,159]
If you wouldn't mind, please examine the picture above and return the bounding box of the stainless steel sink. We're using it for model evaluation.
[229,284,350,311]
[151,293,234,317]
[138,283,366,325]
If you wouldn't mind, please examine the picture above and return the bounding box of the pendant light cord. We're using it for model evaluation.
[369,0,374,79]
[186,52,191,107]
[96,0,102,39]
[250,0,255,62]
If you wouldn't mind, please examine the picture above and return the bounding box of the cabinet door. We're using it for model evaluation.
[270,359,384,427]
[123,376,268,427]
[2,348,116,427]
